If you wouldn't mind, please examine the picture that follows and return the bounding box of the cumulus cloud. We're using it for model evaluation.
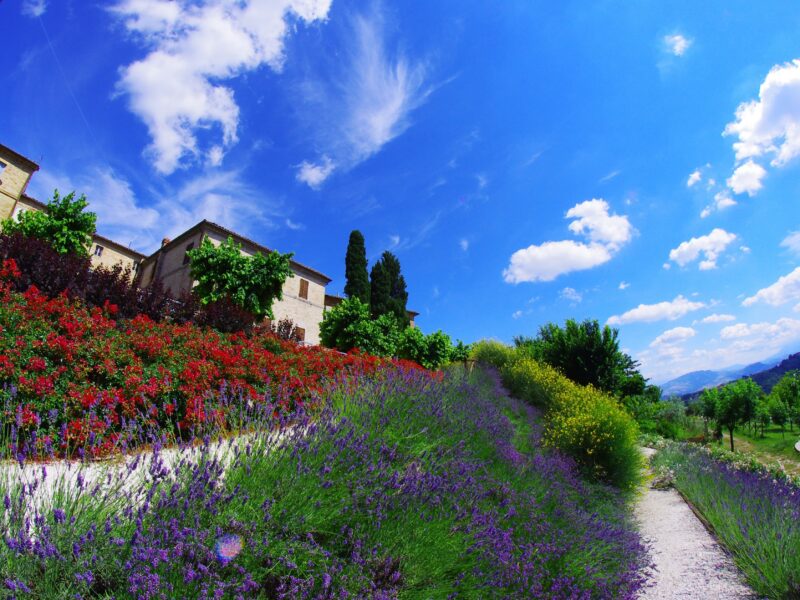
[664,34,692,56]
[781,231,800,254]
[724,59,800,167]
[295,156,335,189]
[686,169,702,187]
[607,295,706,325]
[726,160,767,196]
[21,0,47,17]
[700,192,737,219]
[668,228,738,270]
[560,287,582,303]
[695,313,736,324]
[111,0,332,174]
[650,326,696,348]
[742,267,800,307]
[721,318,800,340]
[503,199,632,283]
[295,10,430,188]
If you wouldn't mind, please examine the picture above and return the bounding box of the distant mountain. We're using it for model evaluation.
[672,351,800,402]
[660,360,777,398]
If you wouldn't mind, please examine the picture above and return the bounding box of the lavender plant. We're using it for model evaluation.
[652,441,800,599]
[1,367,648,598]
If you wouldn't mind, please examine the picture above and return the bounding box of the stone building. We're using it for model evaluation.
[138,221,331,344]
[0,144,146,274]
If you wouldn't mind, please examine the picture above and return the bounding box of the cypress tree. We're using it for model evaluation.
[369,260,391,319]
[344,230,370,303]
[371,251,408,324]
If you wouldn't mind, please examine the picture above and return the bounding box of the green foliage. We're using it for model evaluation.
[396,326,426,364]
[186,236,293,320]
[717,378,763,452]
[344,230,370,304]
[500,357,641,488]
[1,190,96,256]
[469,340,516,369]
[768,397,788,434]
[369,251,408,324]
[449,340,471,364]
[514,319,648,398]
[320,297,402,355]
[396,327,457,369]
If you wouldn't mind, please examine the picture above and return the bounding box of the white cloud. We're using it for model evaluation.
[565,199,634,251]
[700,192,736,219]
[650,326,696,348]
[504,240,612,284]
[780,231,800,254]
[285,218,305,231]
[742,267,800,307]
[696,313,736,324]
[619,281,630,290]
[668,228,737,270]
[639,317,800,383]
[726,160,767,196]
[686,169,702,187]
[724,59,800,167]
[663,262,671,270]
[296,9,429,188]
[459,238,469,252]
[111,0,332,174]
[21,0,47,17]
[607,295,706,325]
[512,310,523,320]
[599,170,621,183]
[664,34,692,56]
[389,234,401,247]
[295,156,335,189]
[560,287,582,303]
[504,198,632,283]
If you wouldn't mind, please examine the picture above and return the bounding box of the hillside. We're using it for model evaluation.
[679,352,800,401]
[660,361,774,398]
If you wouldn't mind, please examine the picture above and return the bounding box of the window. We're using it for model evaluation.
[132,262,140,273]
[298,278,309,300]
[94,245,104,257]
[183,242,194,265]
[295,327,306,342]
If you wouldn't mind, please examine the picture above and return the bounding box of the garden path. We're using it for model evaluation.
[635,447,758,599]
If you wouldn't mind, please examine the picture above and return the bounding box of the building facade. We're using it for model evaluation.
[138,221,331,344]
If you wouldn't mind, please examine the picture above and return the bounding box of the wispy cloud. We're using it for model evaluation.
[111,0,332,174]
[663,33,692,56]
[296,8,431,188]
[598,170,621,184]
[21,0,47,17]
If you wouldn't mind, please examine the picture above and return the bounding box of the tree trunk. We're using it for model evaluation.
[729,427,735,452]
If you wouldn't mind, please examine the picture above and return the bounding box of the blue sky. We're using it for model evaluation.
[3,0,800,383]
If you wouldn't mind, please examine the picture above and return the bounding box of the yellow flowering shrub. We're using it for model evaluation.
[501,357,641,489]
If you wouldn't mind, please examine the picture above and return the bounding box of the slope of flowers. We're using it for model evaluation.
[0,258,401,457]
[1,367,649,598]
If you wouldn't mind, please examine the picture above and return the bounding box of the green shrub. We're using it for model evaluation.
[470,339,515,369]
[501,358,641,489]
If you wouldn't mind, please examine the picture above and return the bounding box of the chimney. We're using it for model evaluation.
[161,237,171,247]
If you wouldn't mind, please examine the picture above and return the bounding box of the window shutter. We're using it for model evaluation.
[295,327,306,342]
[183,242,194,265]
[299,279,309,300]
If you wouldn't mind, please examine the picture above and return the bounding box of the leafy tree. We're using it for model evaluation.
[698,387,720,439]
[768,396,788,438]
[514,319,644,397]
[370,251,408,324]
[397,326,427,364]
[187,236,293,320]
[717,378,762,452]
[344,230,370,304]
[754,398,771,438]
[423,330,453,370]
[320,297,402,355]
[1,190,96,256]
[771,370,800,431]
[450,340,471,365]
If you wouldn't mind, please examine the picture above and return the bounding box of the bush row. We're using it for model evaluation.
[472,340,641,488]
[0,232,256,332]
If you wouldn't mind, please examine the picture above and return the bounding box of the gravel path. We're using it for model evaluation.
[635,447,757,599]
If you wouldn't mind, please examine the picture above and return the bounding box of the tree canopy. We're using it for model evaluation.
[344,230,370,304]
[514,319,652,398]
[1,190,96,257]
[370,251,408,324]
[186,236,293,320]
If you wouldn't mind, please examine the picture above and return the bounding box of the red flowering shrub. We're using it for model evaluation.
[0,266,422,457]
